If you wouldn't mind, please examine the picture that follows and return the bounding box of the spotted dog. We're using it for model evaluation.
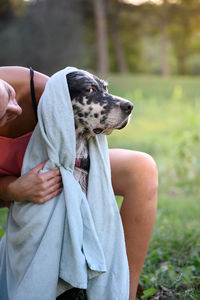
[66,71,133,195]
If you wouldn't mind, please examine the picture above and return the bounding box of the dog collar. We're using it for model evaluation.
[75,157,90,171]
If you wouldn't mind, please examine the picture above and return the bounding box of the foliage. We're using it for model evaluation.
[0,0,25,27]
[0,0,85,75]
[1,0,200,75]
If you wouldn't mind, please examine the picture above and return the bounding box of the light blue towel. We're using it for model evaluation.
[0,67,129,300]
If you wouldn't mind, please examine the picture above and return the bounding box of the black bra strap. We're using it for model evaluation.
[30,67,38,122]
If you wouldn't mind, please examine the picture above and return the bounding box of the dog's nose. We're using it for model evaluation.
[120,101,133,114]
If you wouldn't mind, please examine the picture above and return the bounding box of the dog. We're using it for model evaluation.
[66,70,133,195]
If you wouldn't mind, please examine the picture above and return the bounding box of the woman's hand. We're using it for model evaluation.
[8,161,62,204]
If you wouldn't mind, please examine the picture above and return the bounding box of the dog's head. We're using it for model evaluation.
[66,70,133,137]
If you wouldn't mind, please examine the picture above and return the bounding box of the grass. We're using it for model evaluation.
[0,208,7,237]
[107,74,200,299]
[1,74,200,298]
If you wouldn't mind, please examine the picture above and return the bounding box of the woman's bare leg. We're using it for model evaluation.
[109,149,158,300]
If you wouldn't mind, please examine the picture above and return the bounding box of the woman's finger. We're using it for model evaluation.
[41,174,63,188]
[31,160,48,173]
[40,169,61,181]
[42,181,63,196]
[35,188,63,204]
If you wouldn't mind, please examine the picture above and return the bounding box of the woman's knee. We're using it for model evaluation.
[110,149,158,198]
[127,151,158,197]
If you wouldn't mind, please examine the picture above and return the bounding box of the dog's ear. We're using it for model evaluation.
[66,71,95,100]
[66,72,80,100]
[66,72,78,86]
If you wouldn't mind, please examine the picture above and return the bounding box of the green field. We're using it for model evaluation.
[107,75,200,299]
[1,75,200,299]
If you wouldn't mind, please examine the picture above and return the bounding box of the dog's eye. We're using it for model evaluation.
[85,88,94,94]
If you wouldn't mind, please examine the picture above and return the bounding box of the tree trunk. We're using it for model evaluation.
[91,0,109,75]
[161,23,169,76]
[108,0,128,73]
[160,0,169,76]
[177,54,188,75]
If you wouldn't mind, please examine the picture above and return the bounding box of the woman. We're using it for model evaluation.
[0,66,158,300]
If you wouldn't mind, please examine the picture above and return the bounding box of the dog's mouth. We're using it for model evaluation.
[92,117,130,136]
[93,128,103,134]
[116,120,128,130]
[116,116,131,130]
[93,127,113,136]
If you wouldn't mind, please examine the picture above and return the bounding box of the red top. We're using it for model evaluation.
[0,131,84,208]
[0,131,33,208]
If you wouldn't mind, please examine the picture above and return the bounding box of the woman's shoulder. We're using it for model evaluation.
[0,66,31,88]
[0,66,50,138]
[32,68,50,105]
[0,66,49,104]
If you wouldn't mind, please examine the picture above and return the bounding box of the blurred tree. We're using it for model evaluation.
[0,0,12,25]
[26,0,85,74]
[169,0,200,75]
[91,0,109,75]
[121,0,200,75]
[160,0,170,76]
[107,1,144,73]
[107,0,128,73]
[1,0,200,75]
[0,0,24,29]
[81,1,97,71]
[0,0,85,75]
[122,1,171,76]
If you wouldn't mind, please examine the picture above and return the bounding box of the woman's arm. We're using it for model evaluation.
[0,161,62,204]
[0,176,18,202]
[0,67,62,204]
